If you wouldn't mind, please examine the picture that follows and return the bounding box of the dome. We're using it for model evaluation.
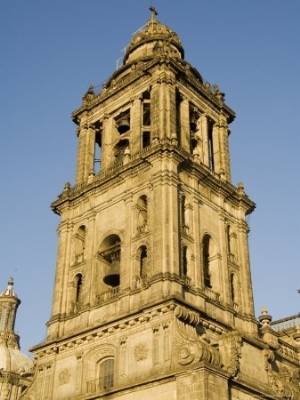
[0,277,18,297]
[0,344,33,373]
[0,278,33,375]
[123,7,184,64]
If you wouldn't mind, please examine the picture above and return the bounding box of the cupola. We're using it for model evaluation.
[123,7,184,64]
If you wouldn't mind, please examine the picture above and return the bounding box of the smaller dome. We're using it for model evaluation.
[0,278,33,375]
[0,344,33,373]
[0,277,18,298]
[123,7,184,64]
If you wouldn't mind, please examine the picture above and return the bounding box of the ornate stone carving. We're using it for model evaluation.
[174,305,222,368]
[264,349,300,398]
[58,368,71,385]
[134,343,149,361]
[221,332,242,378]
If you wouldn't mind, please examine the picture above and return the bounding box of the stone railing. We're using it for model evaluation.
[135,275,149,289]
[96,286,120,304]
[270,313,300,332]
[204,287,220,302]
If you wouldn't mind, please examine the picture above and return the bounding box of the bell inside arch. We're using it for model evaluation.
[103,263,120,287]
[117,118,130,134]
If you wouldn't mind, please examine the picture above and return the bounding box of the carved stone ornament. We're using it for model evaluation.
[219,333,242,378]
[263,349,300,398]
[177,344,196,365]
[134,343,149,361]
[174,305,222,368]
[58,368,71,385]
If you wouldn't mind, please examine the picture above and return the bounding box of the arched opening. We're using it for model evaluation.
[75,273,83,304]
[202,234,219,292]
[99,234,121,288]
[139,246,148,277]
[71,273,83,313]
[137,195,148,232]
[203,235,211,288]
[74,225,86,264]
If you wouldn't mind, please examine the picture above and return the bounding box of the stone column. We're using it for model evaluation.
[47,220,73,338]
[75,116,96,185]
[100,113,112,170]
[180,96,190,152]
[212,122,221,174]
[217,115,231,181]
[201,114,209,167]
[130,96,142,156]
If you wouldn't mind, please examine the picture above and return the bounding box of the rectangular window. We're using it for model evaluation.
[99,359,114,390]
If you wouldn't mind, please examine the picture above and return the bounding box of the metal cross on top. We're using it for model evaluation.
[149,6,158,18]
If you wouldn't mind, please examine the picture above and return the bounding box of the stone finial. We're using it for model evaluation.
[237,182,245,196]
[64,181,71,191]
[293,325,300,344]
[258,306,272,327]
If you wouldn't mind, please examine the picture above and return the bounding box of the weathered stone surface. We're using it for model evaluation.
[19,8,299,400]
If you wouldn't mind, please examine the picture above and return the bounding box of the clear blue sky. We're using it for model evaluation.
[1,1,299,357]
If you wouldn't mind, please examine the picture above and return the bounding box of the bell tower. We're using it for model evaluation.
[22,8,300,400]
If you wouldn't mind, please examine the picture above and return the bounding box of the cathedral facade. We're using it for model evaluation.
[1,8,299,400]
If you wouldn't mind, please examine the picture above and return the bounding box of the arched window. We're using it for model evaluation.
[99,234,121,288]
[202,234,219,292]
[99,358,114,390]
[74,225,86,264]
[72,273,83,313]
[139,246,148,277]
[75,274,83,304]
[203,235,211,288]
[137,195,148,233]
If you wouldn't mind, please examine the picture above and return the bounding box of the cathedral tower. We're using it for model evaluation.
[22,9,300,400]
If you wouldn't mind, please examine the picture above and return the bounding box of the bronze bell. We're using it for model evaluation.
[103,263,120,287]
[117,118,130,134]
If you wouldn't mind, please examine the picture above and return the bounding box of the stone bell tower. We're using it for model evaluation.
[22,8,300,400]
